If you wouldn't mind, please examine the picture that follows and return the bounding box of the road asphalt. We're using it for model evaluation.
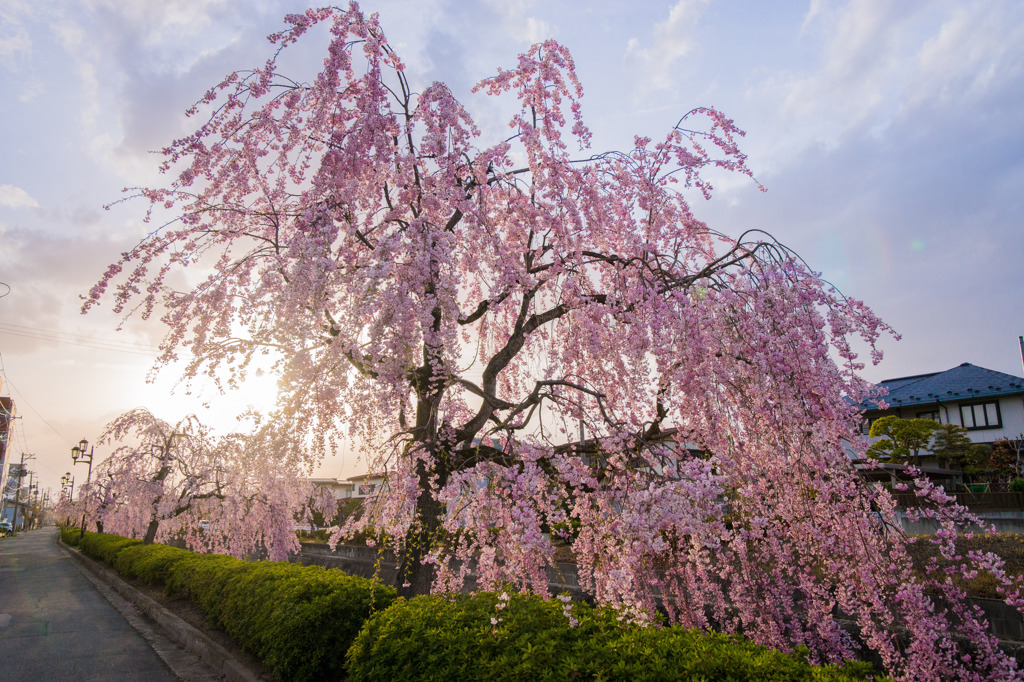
[0,526,218,681]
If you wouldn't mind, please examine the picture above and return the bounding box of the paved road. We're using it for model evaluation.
[0,527,179,681]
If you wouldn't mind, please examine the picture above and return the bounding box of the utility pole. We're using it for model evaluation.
[11,452,34,531]
[26,471,35,530]
[72,440,95,538]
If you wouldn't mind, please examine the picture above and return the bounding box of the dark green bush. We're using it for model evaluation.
[112,543,193,585]
[164,553,259,625]
[297,528,333,543]
[59,527,395,681]
[78,531,142,564]
[59,524,84,546]
[346,592,882,682]
[163,552,395,681]
[1011,478,1024,493]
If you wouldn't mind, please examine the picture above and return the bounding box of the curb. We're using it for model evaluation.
[59,538,270,682]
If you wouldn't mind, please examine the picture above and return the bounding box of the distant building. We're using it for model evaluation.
[0,396,15,525]
[347,472,387,498]
[862,362,1024,444]
[308,477,355,501]
[856,363,1024,490]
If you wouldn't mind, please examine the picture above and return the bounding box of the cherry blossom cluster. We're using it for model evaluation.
[74,408,334,562]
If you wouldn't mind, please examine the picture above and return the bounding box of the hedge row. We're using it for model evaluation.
[59,524,84,546]
[346,592,884,682]
[61,528,395,681]
[60,528,883,681]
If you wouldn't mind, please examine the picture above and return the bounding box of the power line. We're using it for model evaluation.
[0,350,66,441]
[0,321,161,357]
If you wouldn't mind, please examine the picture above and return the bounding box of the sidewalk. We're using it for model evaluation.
[0,527,188,681]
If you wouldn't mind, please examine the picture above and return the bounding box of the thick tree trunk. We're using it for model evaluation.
[395,455,447,598]
[143,517,159,544]
[396,493,443,598]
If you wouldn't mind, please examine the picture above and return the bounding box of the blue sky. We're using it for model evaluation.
[1,0,1022,491]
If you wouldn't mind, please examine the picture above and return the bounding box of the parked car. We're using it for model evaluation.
[0,520,13,535]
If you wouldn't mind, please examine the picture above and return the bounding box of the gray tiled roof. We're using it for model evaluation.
[864,362,1024,411]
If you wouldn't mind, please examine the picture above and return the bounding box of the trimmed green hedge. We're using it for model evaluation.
[61,529,396,682]
[165,556,396,680]
[78,531,142,563]
[346,592,884,682]
[112,543,193,585]
[59,524,84,546]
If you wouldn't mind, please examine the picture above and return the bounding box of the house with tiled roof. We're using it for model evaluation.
[348,472,387,498]
[862,363,1024,445]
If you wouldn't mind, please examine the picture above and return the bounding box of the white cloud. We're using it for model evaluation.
[909,4,1024,108]
[779,0,910,135]
[486,0,554,44]
[0,1,33,59]
[626,0,710,90]
[0,184,39,209]
[0,27,30,58]
[747,0,1024,170]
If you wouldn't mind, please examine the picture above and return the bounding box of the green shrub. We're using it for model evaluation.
[61,528,396,681]
[78,531,142,564]
[297,528,332,543]
[112,543,193,585]
[346,592,883,682]
[1010,478,1024,493]
[164,553,395,681]
[59,524,85,546]
[164,553,258,625]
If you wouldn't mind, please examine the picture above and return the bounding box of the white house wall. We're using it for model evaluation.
[932,396,1024,443]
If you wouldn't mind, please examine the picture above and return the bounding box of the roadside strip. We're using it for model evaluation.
[58,536,271,682]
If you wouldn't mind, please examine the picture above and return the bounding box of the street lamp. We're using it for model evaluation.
[29,485,38,530]
[61,473,75,525]
[72,439,95,539]
[61,472,74,497]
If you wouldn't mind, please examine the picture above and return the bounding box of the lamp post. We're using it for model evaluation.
[28,485,38,530]
[72,439,94,539]
[61,472,74,498]
[61,472,75,526]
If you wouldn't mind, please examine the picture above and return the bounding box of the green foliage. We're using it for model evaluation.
[59,524,84,546]
[1010,478,1024,493]
[550,519,582,544]
[62,527,396,682]
[930,423,975,465]
[985,438,1022,478]
[78,531,143,563]
[165,555,396,681]
[962,443,1001,477]
[112,543,193,585]
[867,416,940,465]
[163,554,257,621]
[297,528,333,543]
[345,591,883,681]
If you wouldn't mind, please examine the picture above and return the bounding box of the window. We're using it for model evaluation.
[916,410,939,422]
[959,401,1001,430]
